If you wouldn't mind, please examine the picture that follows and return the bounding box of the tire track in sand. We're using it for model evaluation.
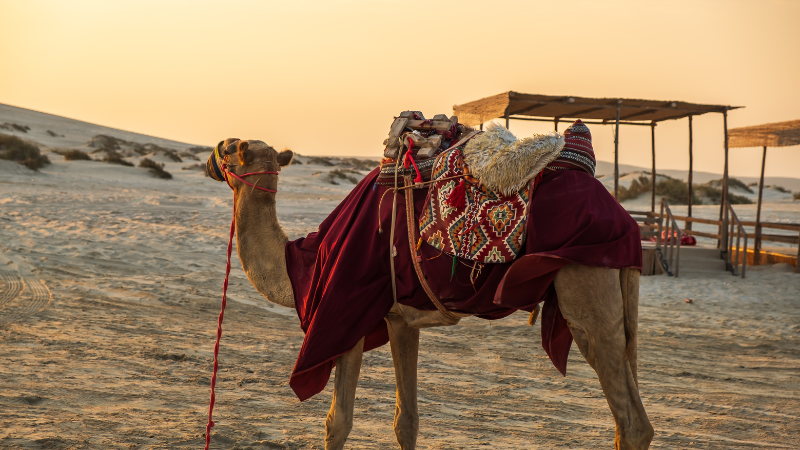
[0,271,52,324]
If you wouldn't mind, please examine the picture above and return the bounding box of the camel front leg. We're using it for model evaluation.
[325,337,364,450]
[386,313,420,450]
[554,264,653,450]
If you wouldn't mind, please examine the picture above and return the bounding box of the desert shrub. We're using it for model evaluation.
[728,193,752,204]
[616,175,651,202]
[773,185,790,194]
[0,133,50,170]
[139,158,172,179]
[656,178,702,205]
[616,175,702,205]
[728,177,754,193]
[323,169,359,185]
[706,177,753,193]
[63,149,91,161]
[793,192,800,201]
[181,163,205,171]
[0,122,31,133]
[104,151,134,166]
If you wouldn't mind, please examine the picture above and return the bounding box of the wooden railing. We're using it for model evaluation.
[725,203,749,278]
[628,202,799,276]
[656,198,682,277]
[669,214,799,274]
[627,210,660,240]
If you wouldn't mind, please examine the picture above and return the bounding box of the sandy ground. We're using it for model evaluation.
[1,149,799,450]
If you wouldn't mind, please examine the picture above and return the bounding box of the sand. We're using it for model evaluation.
[1,152,798,450]
[1,109,799,448]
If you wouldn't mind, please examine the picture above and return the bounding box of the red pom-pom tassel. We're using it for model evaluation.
[446,178,466,208]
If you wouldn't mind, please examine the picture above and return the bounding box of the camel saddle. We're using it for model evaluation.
[419,123,565,264]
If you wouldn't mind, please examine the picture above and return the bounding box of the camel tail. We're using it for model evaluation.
[619,268,640,386]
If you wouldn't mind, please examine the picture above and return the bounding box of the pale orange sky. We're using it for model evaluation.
[1,0,799,178]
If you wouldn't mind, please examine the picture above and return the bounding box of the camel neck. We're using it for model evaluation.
[232,190,295,308]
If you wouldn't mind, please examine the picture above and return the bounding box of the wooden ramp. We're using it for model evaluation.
[676,247,727,277]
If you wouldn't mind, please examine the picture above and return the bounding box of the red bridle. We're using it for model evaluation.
[222,164,280,193]
[205,163,279,450]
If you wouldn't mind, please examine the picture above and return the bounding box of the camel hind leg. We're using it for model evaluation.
[619,267,640,385]
[554,264,653,450]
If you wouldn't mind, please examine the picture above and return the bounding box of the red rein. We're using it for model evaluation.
[205,167,278,450]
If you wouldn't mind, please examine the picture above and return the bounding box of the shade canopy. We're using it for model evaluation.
[452,91,739,127]
[728,120,800,148]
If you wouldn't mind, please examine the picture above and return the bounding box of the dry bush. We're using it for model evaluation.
[139,158,172,179]
[104,151,134,166]
[616,173,751,205]
[0,133,50,170]
[63,149,92,161]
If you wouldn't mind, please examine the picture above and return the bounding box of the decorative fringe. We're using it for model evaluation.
[446,178,466,208]
[416,237,423,250]
[450,255,457,281]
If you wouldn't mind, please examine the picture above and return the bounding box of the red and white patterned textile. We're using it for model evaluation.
[419,148,530,263]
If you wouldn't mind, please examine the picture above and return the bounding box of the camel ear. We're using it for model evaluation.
[237,141,253,165]
[277,149,293,167]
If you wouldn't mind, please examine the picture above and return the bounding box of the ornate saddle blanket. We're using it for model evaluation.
[419,124,564,263]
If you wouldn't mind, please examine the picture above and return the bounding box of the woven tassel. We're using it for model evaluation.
[446,179,466,208]
[450,255,457,281]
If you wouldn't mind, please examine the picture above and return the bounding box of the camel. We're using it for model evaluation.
[207,138,654,450]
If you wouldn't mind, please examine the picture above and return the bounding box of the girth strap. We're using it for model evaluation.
[403,175,460,322]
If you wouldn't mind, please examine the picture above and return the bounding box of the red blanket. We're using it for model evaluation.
[285,168,641,401]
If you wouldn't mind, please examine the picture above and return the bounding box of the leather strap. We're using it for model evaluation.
[404,176,461,321]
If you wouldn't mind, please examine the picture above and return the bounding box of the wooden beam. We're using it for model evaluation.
[739,221,800,231]
[507,98,724,113]
[671,215,721,226]
[687,115,694,230]
[620,108,658,121]
[508,116,655,126]
[719,111,729,249]
[651,123,656,212]
[560,105,609,117]
[754,146,767,264]
[614,107,620,201]
[689,230,723,240]
[510,102,549,116]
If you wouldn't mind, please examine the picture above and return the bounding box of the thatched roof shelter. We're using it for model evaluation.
[452,92,742,249]
[452,91,736,127]
[728,120,800,148]
[727,120,800,263]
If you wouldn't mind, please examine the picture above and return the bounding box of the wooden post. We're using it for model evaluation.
[796,232,800,274]
[480,123,483,131]
[554,118,559,132]
[687,115,694,230]
[614,106,620,200]
[754,146,767,264]
[718,110,729,250]
[650,122,656,212]
[505,107,510,130]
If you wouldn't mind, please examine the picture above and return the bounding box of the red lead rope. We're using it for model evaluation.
[205,167,278,450]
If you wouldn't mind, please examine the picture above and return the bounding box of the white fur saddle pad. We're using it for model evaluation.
[463,123,564,196]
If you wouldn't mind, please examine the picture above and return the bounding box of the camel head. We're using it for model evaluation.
[206,138,293,196]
